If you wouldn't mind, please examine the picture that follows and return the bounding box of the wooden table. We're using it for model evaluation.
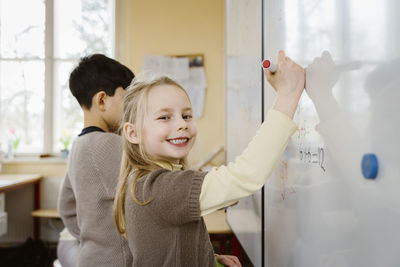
[204,209,233,234]
[32,209,235,233]
[31,209,60,219]
[0,174,42,239]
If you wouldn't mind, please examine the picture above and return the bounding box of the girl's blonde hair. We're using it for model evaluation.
[114,74,191,237]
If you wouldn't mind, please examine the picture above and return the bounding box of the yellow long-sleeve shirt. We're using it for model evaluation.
[199,109,297,216]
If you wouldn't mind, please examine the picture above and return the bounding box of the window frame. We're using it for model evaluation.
[0,0,116,157]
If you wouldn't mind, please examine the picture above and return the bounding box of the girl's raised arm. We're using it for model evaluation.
[199,51,304,215]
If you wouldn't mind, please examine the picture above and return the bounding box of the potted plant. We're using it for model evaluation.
[59,131,72,159]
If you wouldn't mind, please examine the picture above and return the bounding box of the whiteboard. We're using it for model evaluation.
[264,1,400,266]
[226,0,400,266]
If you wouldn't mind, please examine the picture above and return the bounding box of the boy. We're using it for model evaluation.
[58,54,134,267]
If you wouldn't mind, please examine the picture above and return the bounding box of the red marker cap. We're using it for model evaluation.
[262,60,271,69]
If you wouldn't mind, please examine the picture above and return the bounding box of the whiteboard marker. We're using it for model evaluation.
[262,60,277,72]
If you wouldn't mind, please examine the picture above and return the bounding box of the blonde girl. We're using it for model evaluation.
[114,51,305,267]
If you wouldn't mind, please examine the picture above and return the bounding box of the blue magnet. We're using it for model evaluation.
[361,153,378,179]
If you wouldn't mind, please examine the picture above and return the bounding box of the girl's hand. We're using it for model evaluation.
[265,50,305,97]
[215,254,242,267]
[265,50,305,119]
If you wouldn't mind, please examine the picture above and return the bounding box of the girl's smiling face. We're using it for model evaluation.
[141,84,197,163]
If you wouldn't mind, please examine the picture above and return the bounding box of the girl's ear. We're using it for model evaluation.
[123,122,140,144]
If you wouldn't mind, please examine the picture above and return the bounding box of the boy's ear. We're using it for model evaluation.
[123,122,140,144]
[94,91,107,111]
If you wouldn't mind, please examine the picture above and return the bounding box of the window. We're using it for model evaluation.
[0,0,114,155]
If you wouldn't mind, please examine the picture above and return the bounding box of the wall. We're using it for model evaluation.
[225,1,263,265]
[116,0,225,165]
[0,0,225,243]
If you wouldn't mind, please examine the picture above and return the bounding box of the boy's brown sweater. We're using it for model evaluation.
[58,132,132,267]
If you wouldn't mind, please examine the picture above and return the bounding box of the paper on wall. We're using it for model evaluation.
[143,55,207,118]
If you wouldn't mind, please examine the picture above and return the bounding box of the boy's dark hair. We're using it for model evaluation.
[69,54,135,109]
